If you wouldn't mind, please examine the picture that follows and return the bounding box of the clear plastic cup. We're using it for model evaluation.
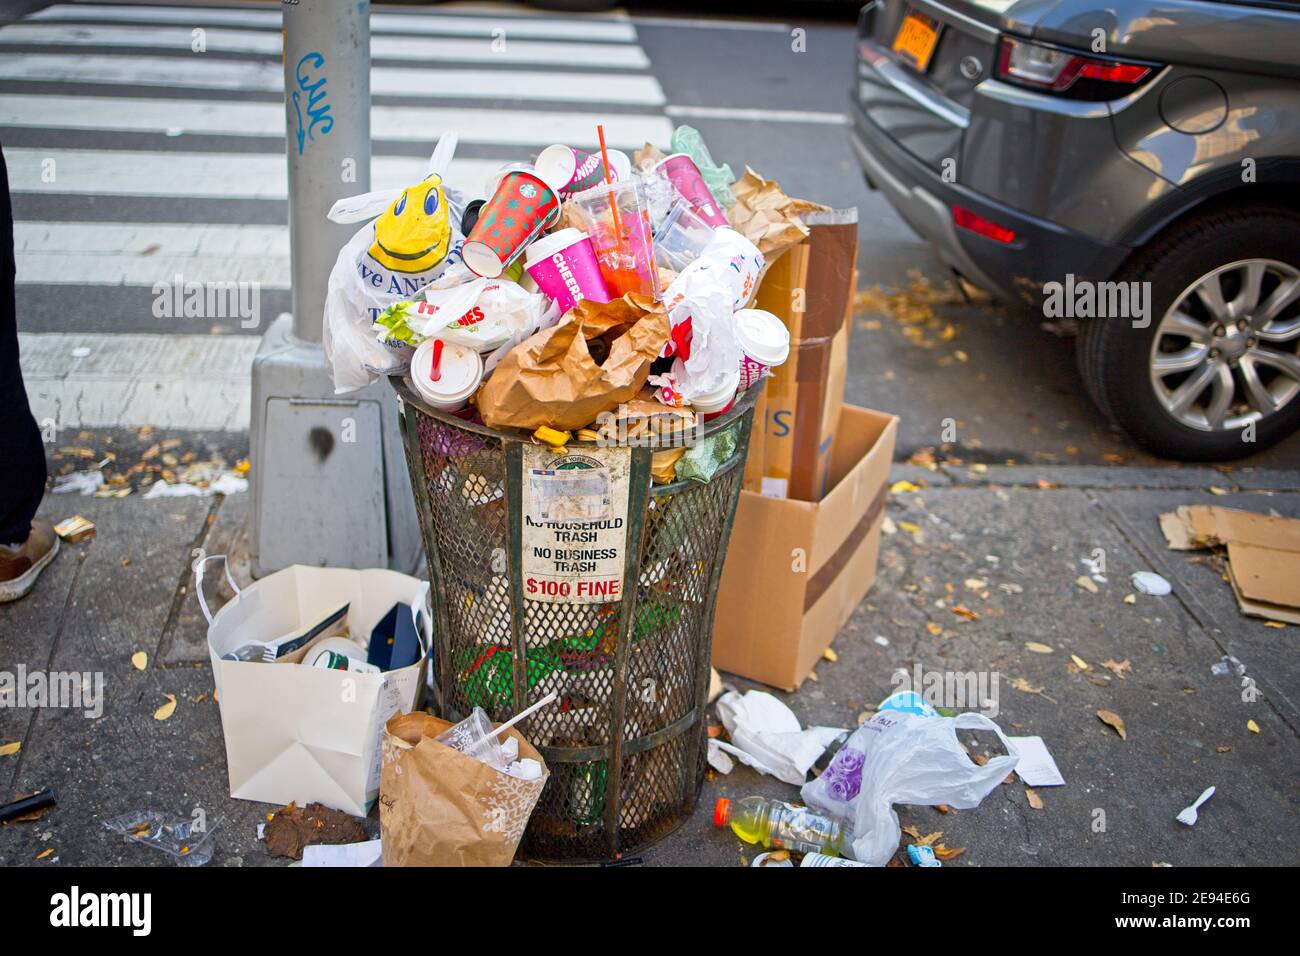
[569,179,660,300]
[434,706,506,769]
[654,198,717,273]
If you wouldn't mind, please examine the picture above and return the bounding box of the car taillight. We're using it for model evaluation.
[996,35,1155,99]
[953,205,1016,244]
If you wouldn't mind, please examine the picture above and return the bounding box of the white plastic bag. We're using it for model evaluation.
[843,711,1019,865]
[710,690,845,786]
[322,133,472,393]
[661,227,764,401]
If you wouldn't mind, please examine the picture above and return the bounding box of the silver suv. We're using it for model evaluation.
[849,0,1300,460]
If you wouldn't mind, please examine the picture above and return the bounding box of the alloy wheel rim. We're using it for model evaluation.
[1149,258,1300,432]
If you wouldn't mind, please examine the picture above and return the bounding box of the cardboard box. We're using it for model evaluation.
[712,403,898,690]
[747,213,859,501]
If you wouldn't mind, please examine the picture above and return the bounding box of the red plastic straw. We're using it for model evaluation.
[430,339,444,382]
[597,124,625,254]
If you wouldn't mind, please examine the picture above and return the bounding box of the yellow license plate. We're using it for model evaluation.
[892,11,942,72]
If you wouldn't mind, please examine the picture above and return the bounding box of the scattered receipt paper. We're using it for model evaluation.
[1008,736,1064,787]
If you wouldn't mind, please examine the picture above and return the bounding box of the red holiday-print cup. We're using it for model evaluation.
[462,168,561,279]
[523,227,611,314]
[654,153,728,228]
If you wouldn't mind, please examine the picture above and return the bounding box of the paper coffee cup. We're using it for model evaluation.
[411,338,484,412]
[536,144,631,198]
[524,227,611,313]
[686,364,740,419]
[653,153,728,228]
[462,168,560,279]
[733,308,790,389]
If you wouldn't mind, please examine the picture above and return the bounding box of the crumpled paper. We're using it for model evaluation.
[726,166,829,261]
[708,689,846,786]
[475,293,669,431]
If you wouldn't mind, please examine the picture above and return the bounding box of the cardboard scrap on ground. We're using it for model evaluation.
[1160,505,1300,624]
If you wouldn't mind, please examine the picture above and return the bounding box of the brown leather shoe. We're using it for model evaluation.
[0,520,60,603]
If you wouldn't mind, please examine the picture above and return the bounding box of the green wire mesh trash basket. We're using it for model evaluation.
[393,378,758,861]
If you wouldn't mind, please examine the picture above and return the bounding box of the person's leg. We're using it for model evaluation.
[0,143,58,602]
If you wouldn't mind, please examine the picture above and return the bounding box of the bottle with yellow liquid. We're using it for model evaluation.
[713,796,848,856]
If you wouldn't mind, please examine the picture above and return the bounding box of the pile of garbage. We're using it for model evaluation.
[708,687,1023,867]
[324,125,816,478]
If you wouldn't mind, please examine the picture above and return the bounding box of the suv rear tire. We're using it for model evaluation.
[1077,205,1300,460]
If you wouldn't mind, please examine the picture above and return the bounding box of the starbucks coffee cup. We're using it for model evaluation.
[687,365,740,420]
[411,338,483,412]
[733,309,790,390]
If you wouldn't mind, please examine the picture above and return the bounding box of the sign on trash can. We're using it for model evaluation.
[197,559,430,816]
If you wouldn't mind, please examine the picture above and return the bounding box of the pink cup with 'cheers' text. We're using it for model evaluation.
[523,228,611,314]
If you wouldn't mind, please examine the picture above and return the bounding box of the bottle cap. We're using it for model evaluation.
[712,798,730,827]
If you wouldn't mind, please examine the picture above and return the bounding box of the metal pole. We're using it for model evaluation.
[283,0,370,344]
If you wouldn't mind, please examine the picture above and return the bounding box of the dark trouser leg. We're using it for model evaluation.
[0,145,47,545]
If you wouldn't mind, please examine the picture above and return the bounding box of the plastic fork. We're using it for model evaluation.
[1176,786,1216,826]
[221,603,349,663]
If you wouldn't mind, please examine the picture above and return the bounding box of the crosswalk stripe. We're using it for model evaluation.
[0,22,652,69]
[6,147,504,200]
[0,94,673,150]
[0,52,666,105]
[28,3,641,43]
[15,221,288,288]
[20,331,260,431]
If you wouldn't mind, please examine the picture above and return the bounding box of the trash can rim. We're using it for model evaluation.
[389,374,760,444]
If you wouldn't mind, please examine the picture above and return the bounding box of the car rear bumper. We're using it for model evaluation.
[848,94,1131,304]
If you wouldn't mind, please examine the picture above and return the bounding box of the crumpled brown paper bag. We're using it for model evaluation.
[476,294,670,431]
[379,712,548,867]
[727,166,829,261]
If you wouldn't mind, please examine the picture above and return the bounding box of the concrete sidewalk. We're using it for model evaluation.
[2,463,1297,867]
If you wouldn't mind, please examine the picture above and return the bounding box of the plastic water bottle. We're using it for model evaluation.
[713,796,848,856]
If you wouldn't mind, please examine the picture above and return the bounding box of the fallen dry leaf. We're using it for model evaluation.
[822,648,838,663]
[36,848,54,860]
[153,693,177,721]
[925,622,944,636]
[1097,709,1127,740]
[890,480,921,494]
[1217,746,1231,753]
[1070,654,1090,671]
[1246,719,1260,734]
[952,605,980,620]
[1075,575,1100,594]
[1208,486,1229,496]
[1035,479,1059,490]
[1100,659,1131,680]
[1123,593,1137,604]
[0,741,20,757]
[806,670,818,683]
[933,845,965,861]
[898,520,921,536]
[1026,787,1045,810]
[1263,621,1286,629]
[1025,641,1054,654]
[131,651,147,671]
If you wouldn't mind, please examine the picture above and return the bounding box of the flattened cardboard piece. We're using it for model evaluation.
[1159,504,1300,621]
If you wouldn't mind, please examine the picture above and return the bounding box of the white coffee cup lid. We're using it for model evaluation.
[411,338,483,405]
[681,361,740,412]
[733,309,790,368]
[524,227,588,268]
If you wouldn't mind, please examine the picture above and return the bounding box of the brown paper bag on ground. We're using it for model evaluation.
[476,294,669,431]
[727,166,829,262]
[379,712,548,867]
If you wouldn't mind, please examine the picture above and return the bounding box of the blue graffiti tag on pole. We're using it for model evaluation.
[291,51,334,155]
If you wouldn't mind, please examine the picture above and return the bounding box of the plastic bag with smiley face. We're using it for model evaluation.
[369,173,452,274]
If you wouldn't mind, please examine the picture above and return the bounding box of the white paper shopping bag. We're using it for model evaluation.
[198,559,430,816]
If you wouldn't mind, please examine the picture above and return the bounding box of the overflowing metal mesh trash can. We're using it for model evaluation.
[393,378,757,860]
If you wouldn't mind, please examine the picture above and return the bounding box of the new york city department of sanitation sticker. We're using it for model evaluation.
[522,445,631,604]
